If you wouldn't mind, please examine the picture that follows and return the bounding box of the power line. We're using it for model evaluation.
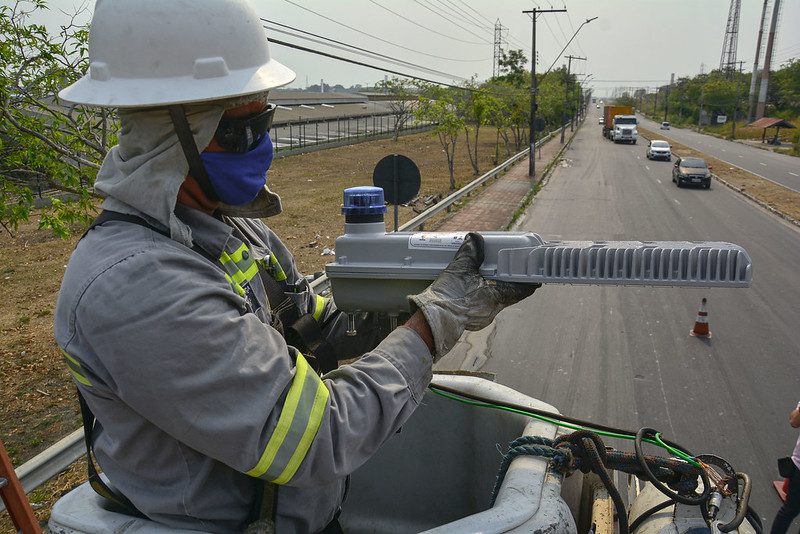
[454,0,495,26]
[281,0,490,62]
[442,0,492,31]
[553,12,578,56]
[431,0,492,34]
[411,0,492,44]
[365,0,486,45]
[263,23,467,81]
[268,37,526,98]
[564,6,586,56]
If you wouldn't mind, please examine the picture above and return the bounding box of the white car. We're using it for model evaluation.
[660,121,670,130]
[646,139,671,161]
[598,117,604,124]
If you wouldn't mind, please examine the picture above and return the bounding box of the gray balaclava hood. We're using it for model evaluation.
[95,101,282,248]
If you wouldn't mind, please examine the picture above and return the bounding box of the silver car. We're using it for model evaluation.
[646,139,671,161]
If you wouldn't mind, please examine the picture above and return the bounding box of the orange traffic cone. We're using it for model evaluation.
[689,298,711,338]
[774,478,790,502]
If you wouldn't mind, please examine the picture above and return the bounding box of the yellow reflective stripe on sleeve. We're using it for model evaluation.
[222,273,246,297]
[219,244,257,295]
[312,295,326,321]
[60,347,92,386]
[220,244,258,284]
[269,254,287,282]
[246,353,329,483]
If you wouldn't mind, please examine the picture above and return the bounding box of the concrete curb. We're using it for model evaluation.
[638,129,800,230]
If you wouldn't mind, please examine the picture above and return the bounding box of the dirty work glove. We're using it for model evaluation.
[409,233,539,359]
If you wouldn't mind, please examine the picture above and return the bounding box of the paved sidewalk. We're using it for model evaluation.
[436,128,572,231]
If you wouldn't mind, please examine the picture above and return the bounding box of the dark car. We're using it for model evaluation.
[672,157,712,189]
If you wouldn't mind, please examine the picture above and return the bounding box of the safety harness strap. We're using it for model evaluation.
[77,388,145,518]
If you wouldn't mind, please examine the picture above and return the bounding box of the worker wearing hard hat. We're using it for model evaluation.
[53,0,536,532]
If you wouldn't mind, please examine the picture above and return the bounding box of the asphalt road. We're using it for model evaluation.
[637,114,800,193]
[439,114,800,527]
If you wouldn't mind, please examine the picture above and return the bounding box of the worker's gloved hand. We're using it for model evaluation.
[409,233,539,359]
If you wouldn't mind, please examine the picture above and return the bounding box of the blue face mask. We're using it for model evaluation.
[200,132,274,205]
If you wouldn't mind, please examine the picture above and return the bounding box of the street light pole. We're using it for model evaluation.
[523,7,566,183]
[562,55,586,141]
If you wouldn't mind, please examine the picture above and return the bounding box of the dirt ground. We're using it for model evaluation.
[639,126,800,223]
[0,127,523,531]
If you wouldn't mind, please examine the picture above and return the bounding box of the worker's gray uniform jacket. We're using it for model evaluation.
[53,201,433,533]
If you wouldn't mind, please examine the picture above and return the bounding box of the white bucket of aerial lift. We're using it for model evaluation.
[47,374,573,533]
[325,230,753,314]
[58,0,296,108]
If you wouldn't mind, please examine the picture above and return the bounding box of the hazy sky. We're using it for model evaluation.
[30,0,800,97]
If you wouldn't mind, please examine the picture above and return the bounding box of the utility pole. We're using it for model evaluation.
[663,73,674,123]
[748,0,769,122]
[756,0,781,119]
[652,87,658,116]
[561,55,585,142]
[522,7,566,182]
[732,61,745,138]
[698,86,705,130]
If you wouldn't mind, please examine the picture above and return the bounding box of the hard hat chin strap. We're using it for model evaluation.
[168,105,220,201]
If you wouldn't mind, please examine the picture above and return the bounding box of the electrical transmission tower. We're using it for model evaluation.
[492,20,506,78]
[719,0,742,77]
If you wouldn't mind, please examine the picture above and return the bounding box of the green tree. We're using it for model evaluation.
[378,77,415,141]
[495,49,528,88]
[415,85,464,190]
[454,79,488,176]
[1,0,109,237]
[772,59,800,117]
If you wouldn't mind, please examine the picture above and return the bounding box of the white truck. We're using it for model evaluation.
[612,114,638,144]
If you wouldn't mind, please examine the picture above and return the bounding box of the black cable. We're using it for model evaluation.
[745,506,763,534]
[365,0,486,45]
[263,22,467,81]
[718,473,751,533]
[281,0,490,62]
[267,39,526,99]
[411,0,492,44]
[634,428,711,506]
[269,38,466,90]
[629,500,673,533]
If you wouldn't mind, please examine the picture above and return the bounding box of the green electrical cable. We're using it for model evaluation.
[429,386,702,469]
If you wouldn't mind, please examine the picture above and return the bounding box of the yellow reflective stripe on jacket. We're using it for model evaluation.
[312,295,326,321]
[60,347,92,387]
[219,243,258,294]
[246,353,329,484]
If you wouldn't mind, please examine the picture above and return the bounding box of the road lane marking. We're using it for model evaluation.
[790,172,799,177]
[760,162,767,166]
[738,155,743,158]
[645,165,650,170]
[673,199,681,205]
[721,148,726,152]
[657,178,662,184]
[636,156,641,159]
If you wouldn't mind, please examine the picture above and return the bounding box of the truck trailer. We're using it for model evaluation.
[601,105,638,144]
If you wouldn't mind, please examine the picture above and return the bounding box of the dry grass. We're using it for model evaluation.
[0,127,515,531]
[640,126,800,223]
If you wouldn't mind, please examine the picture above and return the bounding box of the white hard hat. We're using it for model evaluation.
[59,0,296,108]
